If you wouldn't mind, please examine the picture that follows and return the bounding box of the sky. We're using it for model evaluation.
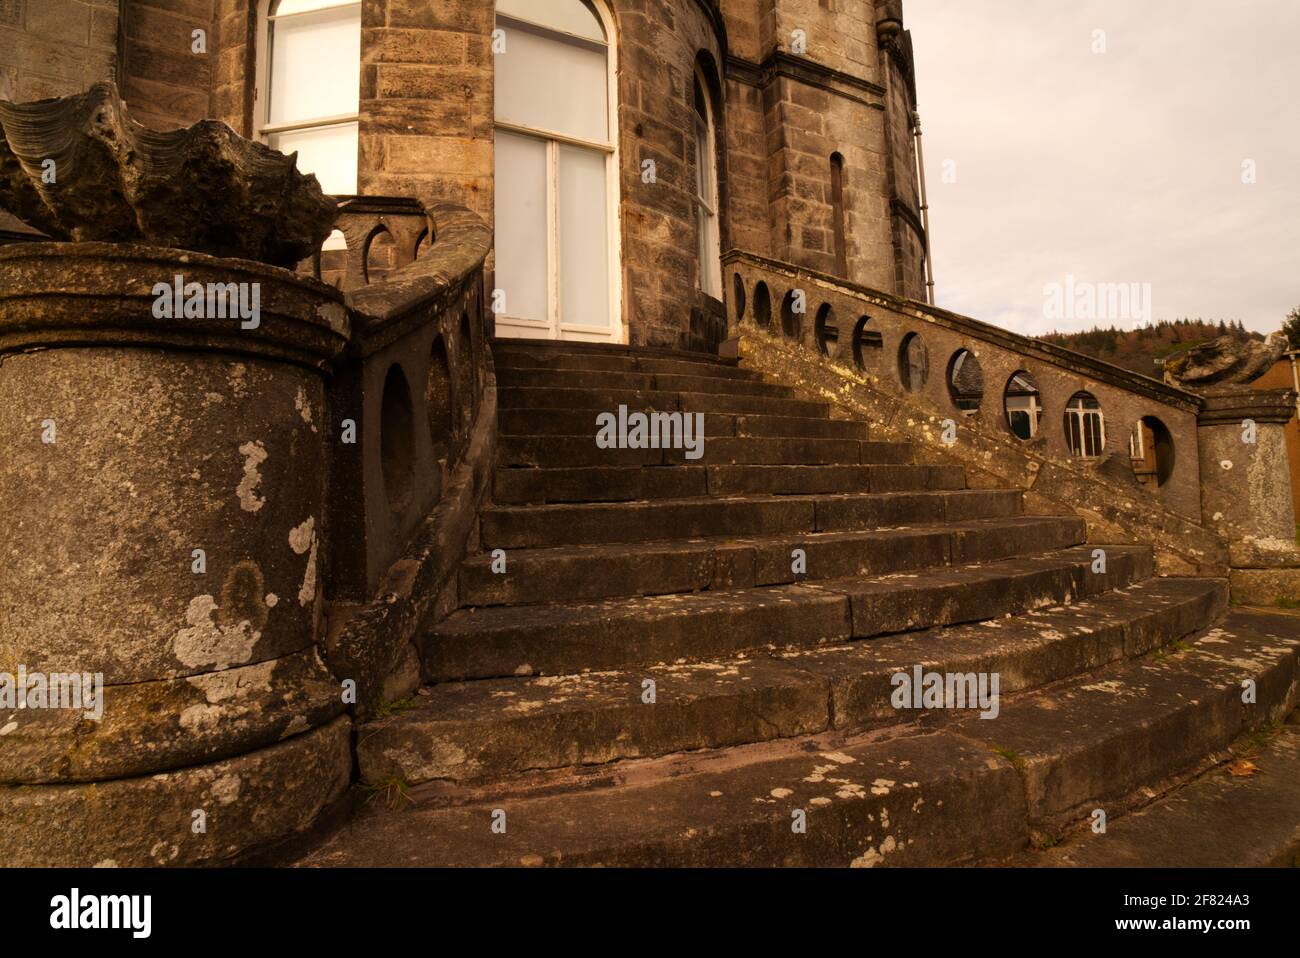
[905,0,1300,337]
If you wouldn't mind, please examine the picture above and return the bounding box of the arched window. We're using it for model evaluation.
[693,66,721,298]
[256,0,360,198]
[830,152,847,276]
[493,0,620,342]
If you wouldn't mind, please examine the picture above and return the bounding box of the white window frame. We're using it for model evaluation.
[1066,395,1106,458]
[493,1,623,344]
[692,65,722,299]
[253,0,361,196]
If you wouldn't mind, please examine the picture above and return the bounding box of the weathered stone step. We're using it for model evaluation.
[425,545,1149,680]
[363,578,1225,786]
[496,351,764,381]
[460,515,1082,607]
[480,489,1023,549]
[1031,712,1300,867]
[493,340,733,369]
[498,434,879,468]
[306,608,1296,867]
[498,408,871,441]
[493,460,938,504]
[497,386,828,419]
[498,367,798,399]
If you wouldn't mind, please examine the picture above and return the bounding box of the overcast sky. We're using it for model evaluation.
[906,0,1299,337]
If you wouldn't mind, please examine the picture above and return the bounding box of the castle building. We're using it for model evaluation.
[2,0,929,349]
[1,0,1298,869]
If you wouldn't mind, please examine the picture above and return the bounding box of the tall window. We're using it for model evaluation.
[1065,392,1106,458]
[693,68,721,298]
[493,0,620,342]
[257,0,360,197]
[830,152,847,277]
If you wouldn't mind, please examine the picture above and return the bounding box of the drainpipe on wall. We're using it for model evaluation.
[912,111,936,306]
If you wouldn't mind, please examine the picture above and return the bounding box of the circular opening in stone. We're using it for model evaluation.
[427,335,453,461]
[1129,415,1175,488]
[947,348,984,415]
[380,363,416,515]
[1064,391,1105,458]
[1004,370,1042,440]
[898,332,928,392]
[780,290,802,340]
[851,315,880,370]
[814,303,838,358]
[753,281,772,328]
[733,273,746,320]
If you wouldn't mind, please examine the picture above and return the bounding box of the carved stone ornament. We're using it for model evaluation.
[1163,331,1289,391]
[0,82,337,268]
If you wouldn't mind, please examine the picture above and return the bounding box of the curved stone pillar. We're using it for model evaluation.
[0,242,353,865]
[1197,387,1300,604]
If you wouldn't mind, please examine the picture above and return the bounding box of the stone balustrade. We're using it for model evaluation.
[722,250,1298,585]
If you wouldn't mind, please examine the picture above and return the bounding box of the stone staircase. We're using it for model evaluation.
[298,340,1300,867]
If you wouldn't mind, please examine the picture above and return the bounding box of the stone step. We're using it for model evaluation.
[493,340,733,369]
[1031,709,1300,867]
[479,489,1024,549]
[364,578,1225,786]
[497,408,871,441]
[497,386,829,419]
[498,367,797,399]
[494,350,765,381]
[497,435,882,468]
[493,460,940,504]
[460,515,1083,607]
[305,608,1297,867]
[425,545,1150,680]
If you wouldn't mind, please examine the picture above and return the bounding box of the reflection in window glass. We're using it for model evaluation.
[1004,371,1042,440]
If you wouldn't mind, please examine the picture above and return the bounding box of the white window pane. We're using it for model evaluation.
[559,145,610,328]
[269,122,358,195]
[495,25,607,143]
[275,0,358,14]
[269,6,360,126]
[497,0,605,42]
[494,131,550,325]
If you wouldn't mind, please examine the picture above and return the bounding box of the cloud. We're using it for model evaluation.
[908,0,1300,335]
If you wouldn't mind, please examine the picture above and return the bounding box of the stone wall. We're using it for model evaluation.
[720,0,926,303]
[0,0,119,103]
[120,0,217,130]
[1252,356,1300,525]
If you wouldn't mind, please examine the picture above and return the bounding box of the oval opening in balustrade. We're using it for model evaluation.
[898,332,928,392]
[733,273,746,320]
[814,303,838,358]
[456,311,475,429]
[1129,415,1175,489]
[1004,370,1042,440]
[947,348,983,416]
[427,335,454,462]
[363,226,395,285]
[780,290,802,340]
[1065,391,1105,459]
[380,363,416,515]
[851,315,881,370]
[753,281,772,328]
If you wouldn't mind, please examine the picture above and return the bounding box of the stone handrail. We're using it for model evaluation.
[723,250,1229,575]
[319,199,497,719]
